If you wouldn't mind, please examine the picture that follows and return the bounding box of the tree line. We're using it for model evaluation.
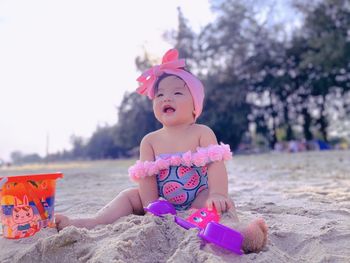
[10,0,350,164]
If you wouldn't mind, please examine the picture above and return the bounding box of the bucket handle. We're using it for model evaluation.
[0,177,8,188]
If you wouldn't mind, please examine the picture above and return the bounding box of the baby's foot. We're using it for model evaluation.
[55,214,72,231]
[241,218,268,253]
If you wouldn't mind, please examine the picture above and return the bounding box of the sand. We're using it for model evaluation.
[0,151,349,263]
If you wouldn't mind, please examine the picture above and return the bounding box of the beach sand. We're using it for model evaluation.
[0,151,349,262]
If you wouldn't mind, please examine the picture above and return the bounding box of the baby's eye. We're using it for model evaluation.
[200,211,207,217]
[15,214,19,218]
[26,212,30,216]
[174,92,183,95]
[193,216,203,223]
[156,93,163,98]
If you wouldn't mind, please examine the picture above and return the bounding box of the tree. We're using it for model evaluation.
[70,135,86,159]
[201,78,250,149]
[113,92,160,153]
[294,0,350,141]
[86,125,122,159]
[184,1,257,149]
[10,151,42,164]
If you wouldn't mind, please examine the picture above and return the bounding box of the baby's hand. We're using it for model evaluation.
[206,193,233,214]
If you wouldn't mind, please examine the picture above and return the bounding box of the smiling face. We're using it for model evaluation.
[153,75,195,127]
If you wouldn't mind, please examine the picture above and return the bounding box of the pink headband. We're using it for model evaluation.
[136,49,205,120]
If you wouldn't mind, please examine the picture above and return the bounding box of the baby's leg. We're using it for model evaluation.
[56,188,144,230]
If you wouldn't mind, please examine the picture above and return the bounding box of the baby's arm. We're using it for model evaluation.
[199,126,233,213]
[138,134,159,208]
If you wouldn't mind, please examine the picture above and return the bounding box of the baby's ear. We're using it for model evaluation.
[14,197,19,207]
[23,195,29,206]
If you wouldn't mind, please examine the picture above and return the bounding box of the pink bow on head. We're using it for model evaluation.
[136,49,185,99]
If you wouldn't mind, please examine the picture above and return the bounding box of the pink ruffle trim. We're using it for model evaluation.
[128,143,232,182]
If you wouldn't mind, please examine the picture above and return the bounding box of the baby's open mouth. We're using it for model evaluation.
[163,106,175,113]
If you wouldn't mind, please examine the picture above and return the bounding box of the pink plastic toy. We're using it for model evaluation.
[145,200,244,255]
[187,207,220,229]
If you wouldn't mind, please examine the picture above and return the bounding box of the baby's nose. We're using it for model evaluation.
[163,95,173,102]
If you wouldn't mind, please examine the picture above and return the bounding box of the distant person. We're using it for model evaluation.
[288,140,299,153]
[274,142,284,152]
[317,140,331,150]
[55,49,268,253]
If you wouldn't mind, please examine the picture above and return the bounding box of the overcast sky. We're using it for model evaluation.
[0,0,214,161]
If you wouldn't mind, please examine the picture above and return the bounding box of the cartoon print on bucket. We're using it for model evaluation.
[10,195,39,238]
[0,173,63,239]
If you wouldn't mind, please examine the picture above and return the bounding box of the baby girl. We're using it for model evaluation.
[55,49,268,253]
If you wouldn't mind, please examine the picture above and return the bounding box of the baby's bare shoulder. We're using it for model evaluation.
[191,124,215,136]
[192,124,218,146]
[141,129,163,145]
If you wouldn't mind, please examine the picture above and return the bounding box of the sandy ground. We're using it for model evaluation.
[0,150,349,263]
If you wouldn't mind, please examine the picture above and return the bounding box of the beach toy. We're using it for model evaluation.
[144,200,244,254]
[0,172,63,239]
[187,207,220,229]
[174,216,197,230]
[198,222,244,255]
[144,199,177,217]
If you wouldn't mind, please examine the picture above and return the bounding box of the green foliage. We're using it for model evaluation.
[70,135,86,158]
[295,0,350,141]
[297,0,350,72]
[86,125,122,159]
[200,79,250,149]
[10,151,42,164]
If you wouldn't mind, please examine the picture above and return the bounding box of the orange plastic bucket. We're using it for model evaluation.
[0,172,63,239]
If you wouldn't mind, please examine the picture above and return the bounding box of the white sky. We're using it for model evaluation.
[0,0,213,161]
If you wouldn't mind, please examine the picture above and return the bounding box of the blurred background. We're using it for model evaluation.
[1,0,349,165]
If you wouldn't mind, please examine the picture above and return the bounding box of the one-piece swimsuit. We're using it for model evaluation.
[156,153,208,211]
